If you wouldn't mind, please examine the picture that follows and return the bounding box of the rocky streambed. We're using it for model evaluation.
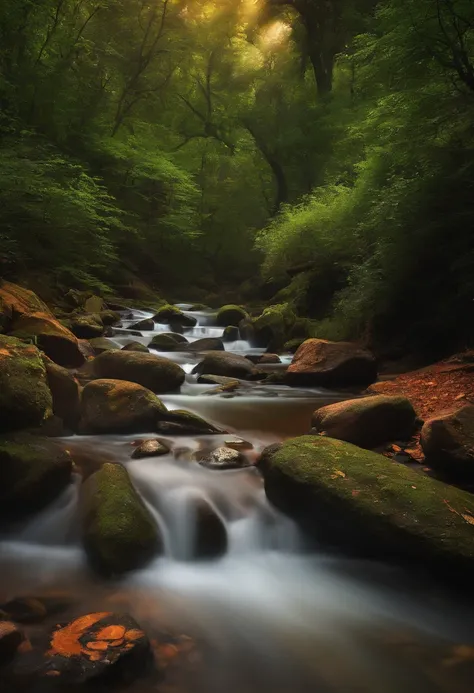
[0,285,474,693]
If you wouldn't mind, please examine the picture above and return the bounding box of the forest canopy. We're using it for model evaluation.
[1,0,473,355]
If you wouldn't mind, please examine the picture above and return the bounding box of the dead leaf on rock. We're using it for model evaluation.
[461,513,474,526]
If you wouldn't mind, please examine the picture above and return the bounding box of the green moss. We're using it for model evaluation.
[165,409,221,433]
[0,335,53,432]
[216,305,249,327]
[92,350,185,393]
[149,333,179,351]
[263,436,474,562]
[283,337,306,353]
[82,463,161,575]
[252,303,296,350]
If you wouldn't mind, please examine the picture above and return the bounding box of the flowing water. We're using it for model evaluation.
[1,307,474,692]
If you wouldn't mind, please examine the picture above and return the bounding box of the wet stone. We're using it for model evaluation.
[0,621,25,665]
[131,439,170,459]
[0,598,47,624]
[196,447,251,470]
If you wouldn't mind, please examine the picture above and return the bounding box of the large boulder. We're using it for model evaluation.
[89,337,118,354]
[216,305,248,327]
[286,339,377,388]
[153,305,196,327]
[421,405,474,479]
[81,463,161,575]
[80,380,167,434]
[100,309,122,326]
[0,435,73,522]
[185,338,224,352]
[311,395,417,449]
[193,351,258,380]
[130,318,155,331]
[258,436,474,577]
[148,333,179,351]
[251,303,296,351]
[222,326,239,342]
[43,357,81,431]
[66,314,104,339]
[0,336,53,433]
[91,350,185,393]
[122,341,149,353]
[0,281,50,329]
[9,312,85,368]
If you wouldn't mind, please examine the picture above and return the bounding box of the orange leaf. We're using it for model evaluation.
[124,629,144,642]
[108,639,124,647]
[47,612,111,658]
[95,625,126,641]
[86,641,109,651]
[461,513,474,526]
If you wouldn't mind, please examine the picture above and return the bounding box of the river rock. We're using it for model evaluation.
[252,303,296,350]
[0,281,50,330]
[285,339,377,388]
[67,314,104,339]
[161,332,189,344]
[153,305,197,327]
[216,305,248,327]
[9,312,85,368]
[222,325,239,342]
[197,374,240,386]
[185,338,224,352]
[100,309,122,326]
[258,436,474,576]
[0,336,53,432]
[0,598,47,624]
[43,357,81,431]
[82,463,161,575]
[160,410,222,435]
[0,621,25,665]
[148,333,179,351]
[193,352,258,380]
[421,405,474,479]
[88,337,118,354]
[9,612,151,686]
[0,435,73,522]
[131,439,170,459]
[80,380,167,434]
[190,494,227,559]
[131,318,155,331]
[122,341,149,353]
[197,447,250,470]
[246,353,281,365]
[204,381,240,395]
[91,350,185,393]
[311,395,417,449]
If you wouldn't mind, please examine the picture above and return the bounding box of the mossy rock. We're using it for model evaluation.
[99,310,122,326]
[284,337,306,353]
[311,395,417,449]
[0,282,50,329]
[161,332,188,344]
[252,303,296,351]
[0,435,73,522]
[421,405,474,480]
[162,409,222,434]
[91,350,185,393]
[43,357,81,431]
[67,314,104,339]
[188,303,209,311]
[81,463,162,576]
[222,326,239,342]
[148,334,179,351]
[216,305,249,328]
[131,318,155,331]
[152,305,196,327]
[9,312,85,368]
[259,436,474,579]
[89,337,118,355]
[80,379,168,434]
[0,335,53,433]
[122,341,150,353]
[193,352,258,380]
[185,338,224,352]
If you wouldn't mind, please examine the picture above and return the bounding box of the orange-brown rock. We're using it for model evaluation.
[0,281,50,330]
[9,312,85,368]
[286,339,377,388]
[421,404,474,480]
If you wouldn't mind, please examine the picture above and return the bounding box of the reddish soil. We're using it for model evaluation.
[369,354,474,463]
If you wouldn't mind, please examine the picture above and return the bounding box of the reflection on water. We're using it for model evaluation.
[1,307,474,693]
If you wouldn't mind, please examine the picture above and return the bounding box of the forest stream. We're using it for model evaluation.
[1,306,474,693]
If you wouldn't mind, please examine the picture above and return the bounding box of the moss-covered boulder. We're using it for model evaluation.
[0,336,53,433]
[148,333,179,351]
[185,338,224,352]
[259,436,474,577]
[284,337,306,353]
[286,339,377,388]
[152,305,196,327]
[311,395,417,449]
[222,326,239,342]
[131,318,155,331]
[81,463,161,575]
[43,357,81,431]
[252,303,296,351]
[80,379,167,434]
[91,350,185,393]
[9,312,85,368]
[99,309,122,326]
[122,341,150,353]
[421,405,474,480]
[0,435,73,522]
[66,314,104,339]
[193,351,258,380]
[161,332,188,344]
[216,305,248,327]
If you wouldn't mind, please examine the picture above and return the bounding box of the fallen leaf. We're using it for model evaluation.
[95,625,126,641]
[443,500,459,515]
[124,629,144,642]
[461,513,474,526]
[87,641,109,651]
